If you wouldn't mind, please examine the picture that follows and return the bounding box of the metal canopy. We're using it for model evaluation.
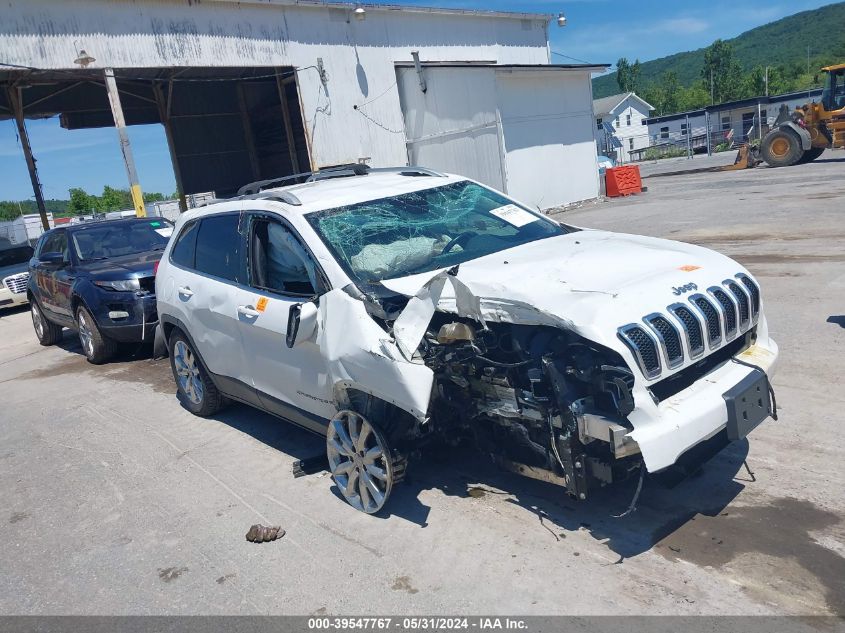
[0,67,310,198]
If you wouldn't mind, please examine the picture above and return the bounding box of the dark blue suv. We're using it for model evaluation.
[28,217,173,363]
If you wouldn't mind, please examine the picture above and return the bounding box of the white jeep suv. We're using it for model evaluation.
[155,165,779,514]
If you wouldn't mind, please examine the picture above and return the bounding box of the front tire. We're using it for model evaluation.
[168,331,224,417]
[761,128,803,167]
[327,410,400,514]
[31,300,63,346]
[76,306,117,364]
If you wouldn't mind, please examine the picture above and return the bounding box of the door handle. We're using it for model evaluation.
[237,305,260,318]
[177,286,194,297]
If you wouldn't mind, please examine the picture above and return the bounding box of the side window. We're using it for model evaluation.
[195,214,243,282]
[42,232,68,261]
[34,234,49,257]
[248,217,318,296]
[170,220,199,269]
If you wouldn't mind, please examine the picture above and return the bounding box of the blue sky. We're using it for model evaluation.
[0,0,834,202]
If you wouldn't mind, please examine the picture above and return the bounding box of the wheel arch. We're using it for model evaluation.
[776,122,812,150]
[333,384,423,445]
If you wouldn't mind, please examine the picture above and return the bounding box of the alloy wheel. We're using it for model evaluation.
[77,311,94,357]
[173,340,204,405]
[31,303,44,338]
[327,410,394,514]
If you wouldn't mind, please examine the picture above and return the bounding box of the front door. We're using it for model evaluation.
[33,229,74,324]
[237,211,335,431]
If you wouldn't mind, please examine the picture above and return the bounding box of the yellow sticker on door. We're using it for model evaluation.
[256,297,269,312]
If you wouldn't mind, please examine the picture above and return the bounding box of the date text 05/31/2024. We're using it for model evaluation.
[307,618,528,630]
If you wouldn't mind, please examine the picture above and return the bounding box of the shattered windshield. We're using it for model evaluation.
[306,181,570,285]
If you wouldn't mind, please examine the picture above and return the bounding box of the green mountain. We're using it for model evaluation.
[592,2,845,98]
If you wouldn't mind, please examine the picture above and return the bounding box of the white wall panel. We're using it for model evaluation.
[496,70,598,208]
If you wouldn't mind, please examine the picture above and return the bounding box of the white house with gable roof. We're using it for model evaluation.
[593,92,654,163]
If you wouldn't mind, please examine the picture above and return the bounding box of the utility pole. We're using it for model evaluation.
[7,84,50,231]
[710,68,714,105]
[103,68,146,217]
[764,66,770,97]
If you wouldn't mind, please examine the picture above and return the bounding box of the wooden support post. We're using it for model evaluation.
[153,81,187,213]
[237,83,261,182]
[6,84,50,231]
[104,68,146,217]
[275,69,300,173]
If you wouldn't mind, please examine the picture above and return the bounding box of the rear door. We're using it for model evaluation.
[238,211,336,429]
[168,212,257,402]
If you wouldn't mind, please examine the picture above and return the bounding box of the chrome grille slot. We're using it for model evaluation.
[737,274,760,319]
[643,313,684,369]
[725,280,750,329]
[668,303,705,359]
[3,272,29,295]
[709,287,738,340]
[689,294,722,348]
[618,324,661,380]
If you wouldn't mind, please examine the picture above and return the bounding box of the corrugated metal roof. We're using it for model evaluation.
[204,0,552,20]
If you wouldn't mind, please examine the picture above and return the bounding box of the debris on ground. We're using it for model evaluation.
[245,524,285,543]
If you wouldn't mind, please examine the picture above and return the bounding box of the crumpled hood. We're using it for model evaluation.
[382,229,751,356]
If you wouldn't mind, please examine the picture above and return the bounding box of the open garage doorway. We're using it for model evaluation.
[0,66,311,201]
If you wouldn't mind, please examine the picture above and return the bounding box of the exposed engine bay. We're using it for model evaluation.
[368,296,643,500]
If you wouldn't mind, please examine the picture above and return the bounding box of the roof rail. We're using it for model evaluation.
[237,163,369,195]
[240,190,303,206]
[235,164,446,198]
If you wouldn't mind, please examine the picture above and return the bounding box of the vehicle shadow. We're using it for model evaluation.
[207,402,325,463]
[383,439,750,559]
[0,304,30,318]
[827,315,845,328]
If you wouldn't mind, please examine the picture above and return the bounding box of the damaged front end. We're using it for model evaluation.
[351,271,646,501]
[420,312,643,500]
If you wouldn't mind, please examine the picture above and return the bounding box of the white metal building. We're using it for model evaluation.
[398,63,606,209]
[2,0,607,209]
[593,92,654,163]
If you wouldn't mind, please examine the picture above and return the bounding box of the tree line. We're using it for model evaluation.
[0,186,175,222]
[617,38,842,116]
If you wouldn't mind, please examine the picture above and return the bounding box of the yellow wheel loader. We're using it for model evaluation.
[760,63,845,167]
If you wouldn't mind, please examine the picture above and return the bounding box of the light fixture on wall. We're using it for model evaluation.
[353,4,366,21]
[73,49,96,67]
[557,12,567,27]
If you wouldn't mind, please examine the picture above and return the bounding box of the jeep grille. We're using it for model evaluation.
[619,273,760,381]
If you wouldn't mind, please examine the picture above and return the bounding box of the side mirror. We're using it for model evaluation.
[286,301,318,348]
[39,252,65,266]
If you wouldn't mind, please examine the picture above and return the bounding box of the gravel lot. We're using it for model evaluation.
[1,151,843,616]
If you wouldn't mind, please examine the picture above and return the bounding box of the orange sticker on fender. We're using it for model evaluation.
[256,297,269,312]
[679,265,701,272]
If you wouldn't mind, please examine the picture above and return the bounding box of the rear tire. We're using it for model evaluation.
[797,147,825,164]
[761,128,803,167]
[168,331,224,417]
[76,306,117,364]
[30,300,63,346]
